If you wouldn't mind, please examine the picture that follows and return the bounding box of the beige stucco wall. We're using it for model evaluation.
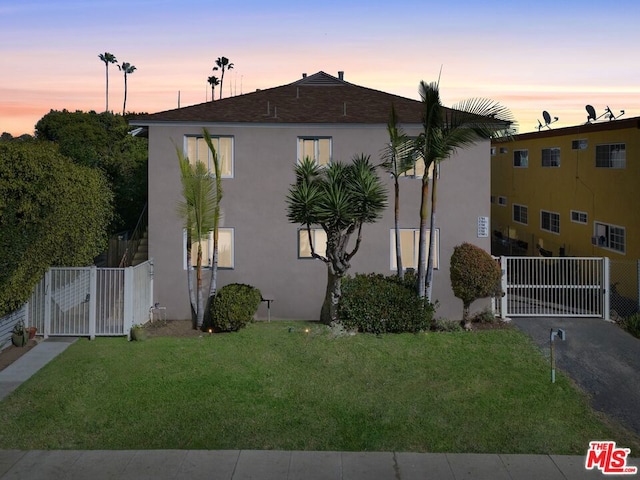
[148,122,491,322]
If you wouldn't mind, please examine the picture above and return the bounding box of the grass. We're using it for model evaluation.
[0,321,637,453]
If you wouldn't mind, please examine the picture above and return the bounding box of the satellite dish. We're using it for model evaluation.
[543,111,551,125]
[536,110,559,131]
[586,105,597,122]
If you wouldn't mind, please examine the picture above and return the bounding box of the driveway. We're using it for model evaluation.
[511,317,640,437]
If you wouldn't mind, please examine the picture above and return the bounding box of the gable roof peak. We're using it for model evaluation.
[292,71,347,87]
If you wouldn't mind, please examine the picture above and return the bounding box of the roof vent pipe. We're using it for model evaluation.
[338,71,344,81]
[302,73,307,78]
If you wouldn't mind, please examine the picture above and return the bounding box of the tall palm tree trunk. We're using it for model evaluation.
[394,181,403,279]
[416,177,430,297]
[196,244,205,328]
[122,74,128,116]
[425,163,438,301]
[105,65,109,112]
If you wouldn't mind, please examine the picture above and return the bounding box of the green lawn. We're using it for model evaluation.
[0,321,637,453]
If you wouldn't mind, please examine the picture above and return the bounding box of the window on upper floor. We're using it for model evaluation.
[513,150,528,168]
[390,228,439,271]
[185,135,234,177]
[513,204,528,225]
[541,210,560,234]
[184,228,234,269]
[570,210,588,224]
[595,143,625,168]
[594,222,625,254]
[497,196,507,207]
[541,148,560,167]
[298,137,332,166]
[572,139,588,150]
[298,228,327,258]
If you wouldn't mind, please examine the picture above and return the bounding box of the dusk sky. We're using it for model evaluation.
[2,0,639,136]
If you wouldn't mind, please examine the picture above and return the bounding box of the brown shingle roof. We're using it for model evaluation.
[132,71,426,125]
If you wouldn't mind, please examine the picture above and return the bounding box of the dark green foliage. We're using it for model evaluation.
[0,142,113,316]
[35,110,147,232]
[450,243,502,323]
[622,313,640,339]
[338,272,434,333]
[209,284,262,332]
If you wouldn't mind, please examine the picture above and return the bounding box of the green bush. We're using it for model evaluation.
[209,283,262,332]
[338,272,434,334]
[622,313,640,339]
[450,243,501,327]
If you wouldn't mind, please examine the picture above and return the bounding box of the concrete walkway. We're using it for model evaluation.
[0,337,638,479]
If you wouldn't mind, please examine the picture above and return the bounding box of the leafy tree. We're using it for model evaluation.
[286,155,387,324]
[213,57,233,100]
[119,62,136,115]
[381,105,415,280]
[207,75,220,101]
[0,142,112,316]
[414,81,514,301]
[98,52,118,112]
[35,110,147,233]
[450,242,501,329]
[176,130,222,329]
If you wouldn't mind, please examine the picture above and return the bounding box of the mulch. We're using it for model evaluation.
[0,339,40,372]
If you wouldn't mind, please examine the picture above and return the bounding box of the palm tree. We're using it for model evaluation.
[286,155,387,324]
[176,137,219,329]
[118,62,136,116]
[213,57,234,100]
[98,52,117,112]
[414,81,514,301]
[381,105,415,280]
[207,75,220,101]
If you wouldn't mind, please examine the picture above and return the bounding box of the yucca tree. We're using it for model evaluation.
[207,75,220,101]
[213,57,233,100]
[381,105,415,280]
[98,52,117,112]
[118,62,136,115]
[177,136,219,329]
[414,81,514,301]
[286,155,387,324]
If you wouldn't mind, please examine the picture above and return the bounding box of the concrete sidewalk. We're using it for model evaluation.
[0,338,638,479]
[1,449,637,479]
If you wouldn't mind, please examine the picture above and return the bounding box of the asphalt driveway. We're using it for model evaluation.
[511,317,640,437]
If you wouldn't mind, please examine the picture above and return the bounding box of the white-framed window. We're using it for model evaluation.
[594,222,625,254]
[572,139,588,150]
[298,228,327,258]
[513,150,528,168]
[570,210,588,224]
[184,228,234,269]
[541,210,560,234]
[298,137,332,166]
[497,196,507,206]
[595,143,625,168]
[185,135,234,177]
[490,147,496,156]
[499,147,508,154]
[390,228,439,271]
[400,161,438,180]
[513,204,528,225]
[541,147,560,167]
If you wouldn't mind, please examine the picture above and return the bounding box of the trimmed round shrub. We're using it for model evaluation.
[338,272,434,334]
[209,283,262,332]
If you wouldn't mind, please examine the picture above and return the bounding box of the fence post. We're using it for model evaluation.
[603,257,610,321]
[89,266,97,340]
[500,256,508,319]
[43,270,51,339]
[123,266,134,338]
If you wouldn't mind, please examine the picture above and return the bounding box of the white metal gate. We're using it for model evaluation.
[497,256,609,318]
[28,261,154,338]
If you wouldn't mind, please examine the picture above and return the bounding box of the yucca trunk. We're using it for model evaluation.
[320,268,342,325]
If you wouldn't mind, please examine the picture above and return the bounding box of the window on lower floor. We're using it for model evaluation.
[298,137,332,166]
[595,143,625,168]
[540,210,560,234]
[570,210,588,224]
[184,228,234,269]
[185,135,234,177]
[594,222,625,254]
[390,228,439,271]
[541,147,560,167]
[298,228,327,258]
[513,204,528,225]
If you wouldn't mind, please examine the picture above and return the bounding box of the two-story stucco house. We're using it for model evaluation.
[132,71,493,321]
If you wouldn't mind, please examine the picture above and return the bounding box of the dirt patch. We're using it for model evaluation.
[0,339,40,372]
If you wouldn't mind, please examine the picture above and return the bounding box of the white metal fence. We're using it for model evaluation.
[11,260,153,340]
[495,256,608,319]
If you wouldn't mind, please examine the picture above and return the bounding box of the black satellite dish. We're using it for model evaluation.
[542,111,551,125]
[586,105,597,122]
[537,110,559,131]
